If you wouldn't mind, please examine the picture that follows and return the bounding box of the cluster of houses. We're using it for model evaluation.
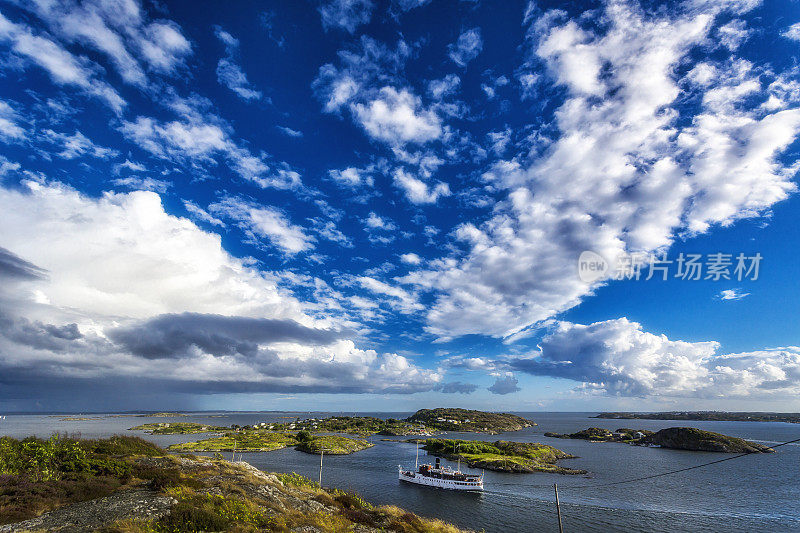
[253,418,321,431]
[612,430,647,440]
[436,417,471,424]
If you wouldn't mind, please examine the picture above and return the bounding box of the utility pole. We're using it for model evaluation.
[319,449,324,487]
[231,438,237,462]
[554,483,564,533]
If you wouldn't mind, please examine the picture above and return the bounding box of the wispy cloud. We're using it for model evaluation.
[718,288,750,301]
[448,27,483,67]
[214,26,262,101]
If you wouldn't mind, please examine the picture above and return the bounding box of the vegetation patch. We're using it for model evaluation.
[167,432,297,452]
[268,415,432,437]
[129,422,228,435]
[544,427,653,443]
[640,427,775,453]
[295,435,374,455]
[2,435,472,532]
[406,408,534,433]
[0,435,162,525]
[419,438,586,474]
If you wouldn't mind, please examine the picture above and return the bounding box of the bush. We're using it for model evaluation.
[276,471,318,488]
[0,472,122,525]
[157,501,230,531]
[90,436,163,457]
[146,469,183,491]
[333,490,371,510]
[0,435,161,525]
[155,494,270,532]
[295,430,312,442]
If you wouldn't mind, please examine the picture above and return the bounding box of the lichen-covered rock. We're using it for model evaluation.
[0,489,175,533]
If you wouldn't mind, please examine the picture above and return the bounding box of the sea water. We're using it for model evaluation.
[2,411,798,533]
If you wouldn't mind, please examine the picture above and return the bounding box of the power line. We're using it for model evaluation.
[483,435,800,492]
[561,436,800,490]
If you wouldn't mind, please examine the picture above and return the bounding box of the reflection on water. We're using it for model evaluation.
[2,411,799,533]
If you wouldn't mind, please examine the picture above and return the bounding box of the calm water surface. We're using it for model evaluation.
[2,411,798,533]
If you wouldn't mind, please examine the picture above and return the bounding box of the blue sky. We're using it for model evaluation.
[1,0,800,412]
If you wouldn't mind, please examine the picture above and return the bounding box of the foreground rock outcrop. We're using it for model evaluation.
[0,435,469,533]
[0,489,175,533]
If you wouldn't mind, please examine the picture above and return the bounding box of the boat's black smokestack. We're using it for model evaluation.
[435,457,440,468]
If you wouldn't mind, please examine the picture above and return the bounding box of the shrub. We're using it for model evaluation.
[276,471,318,488]
[146,469,183,491]
[156,500,230,531]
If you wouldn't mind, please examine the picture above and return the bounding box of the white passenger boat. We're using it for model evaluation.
[398,442,484,491]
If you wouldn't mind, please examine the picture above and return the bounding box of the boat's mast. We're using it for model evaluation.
[456,443,460,472]
[415,439,419,469]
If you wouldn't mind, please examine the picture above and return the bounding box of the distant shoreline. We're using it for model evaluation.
[595,412,800,424]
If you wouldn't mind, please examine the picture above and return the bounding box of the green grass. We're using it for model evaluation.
[420,438,584,474]
[167,432,297,452]
[295,435,374,455]
[270,416,427,437]
[129,423,228,435]
[275,471,319,488]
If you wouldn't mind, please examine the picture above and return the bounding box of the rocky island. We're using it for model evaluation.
[167,431,298,453]
[406,408,535,433]
[295,433,374,455]
[266,408,534,436]
[268,415,431,437]
[416,438,585,474]
[546,426,774,453]
[0,435,466,532]
[129,422,228,435]
[640,427,775,453]
[545,427,653,442]
[166,430,374,456]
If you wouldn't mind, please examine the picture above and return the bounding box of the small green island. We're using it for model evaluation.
[545,427,653,442]
[267,415,431,437]
[640,427,775,453]
[166,431,374,455]
[546,426,774,453]
[129,422,228,435]
[167,432,298,453]
[406,408,535,433]
[295,434,374,455]
[262,408,534,436]
[415,438,585,474]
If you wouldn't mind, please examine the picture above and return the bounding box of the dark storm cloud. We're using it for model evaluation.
[108,312,343,359]
[487,375,520,395]
[0,247,47,280]
[0,364,437,408]
[435,381,478,394]
[0,313,83,352]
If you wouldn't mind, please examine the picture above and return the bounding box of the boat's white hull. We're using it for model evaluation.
[398,468,483,491]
